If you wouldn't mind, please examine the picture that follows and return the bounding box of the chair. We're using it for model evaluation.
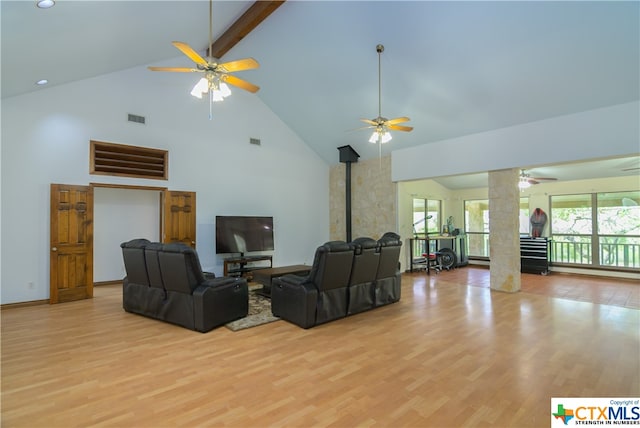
[157,243,249,332]
[347,237,379,315]
[425,251,442,274]
[271,241,354,328]
[374,232,402,306]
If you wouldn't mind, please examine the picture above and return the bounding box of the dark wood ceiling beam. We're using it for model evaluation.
[210,1,286,59]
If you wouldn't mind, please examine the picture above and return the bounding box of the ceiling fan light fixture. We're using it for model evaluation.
[211,88,225,102]
[518,177,531,189]
[219,82,232,97]
[190,77,208,99]
[149,0,259,119]
[369,130,392,144]
[359,44,412,152]
[381,131,392,144]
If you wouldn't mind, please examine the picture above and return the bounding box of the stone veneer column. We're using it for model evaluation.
[329,155,396,241]
[488,168,521,292]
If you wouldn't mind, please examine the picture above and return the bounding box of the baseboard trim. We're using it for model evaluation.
[95,280,122,287]
[1,299,49,310]
[2,281,122,310]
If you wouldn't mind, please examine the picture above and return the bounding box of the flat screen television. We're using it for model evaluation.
[215,215,274,255]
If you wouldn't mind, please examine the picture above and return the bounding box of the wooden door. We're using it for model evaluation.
[163,190,196,248]
[50,184,94,303]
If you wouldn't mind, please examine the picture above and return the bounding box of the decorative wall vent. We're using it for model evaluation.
[249,137,261,146]
[90,140,168,180]
[127,113,146,124]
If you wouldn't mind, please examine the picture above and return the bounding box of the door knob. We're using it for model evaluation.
[52,247,57,252]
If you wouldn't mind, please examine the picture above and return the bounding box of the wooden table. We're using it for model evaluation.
[252,264,311,298]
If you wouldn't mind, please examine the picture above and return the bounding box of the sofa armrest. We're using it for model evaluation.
[203,271,216,280]
[193,278,249,332]
[271,278,317,328]
[275,273,309,287]
[203,276,238,288]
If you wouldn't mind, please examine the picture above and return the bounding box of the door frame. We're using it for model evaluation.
[50,182,174,303]
[91,183,168,242]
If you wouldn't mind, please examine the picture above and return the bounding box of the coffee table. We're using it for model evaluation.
[252,264,311,298]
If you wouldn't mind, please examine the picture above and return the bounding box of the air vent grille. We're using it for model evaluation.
[249,138,261,146]
[90,140,168,180]
[127,113,146,124]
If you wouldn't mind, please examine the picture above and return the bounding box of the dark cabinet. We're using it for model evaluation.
[520,237,550,275]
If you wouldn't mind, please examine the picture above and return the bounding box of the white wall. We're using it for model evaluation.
[93,188,161,282]
[392,101,640,182]
[1,63,330,304]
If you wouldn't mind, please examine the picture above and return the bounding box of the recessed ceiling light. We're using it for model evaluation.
[36,0,55,9]
[35,79,49,85]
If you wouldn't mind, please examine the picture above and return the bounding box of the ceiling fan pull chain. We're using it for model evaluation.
[209,88,213,120]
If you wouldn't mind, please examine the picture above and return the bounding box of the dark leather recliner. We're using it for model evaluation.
[271,241,354,329]
[374,232,403,306]
[347,237,380,315]
[121,239,248,332]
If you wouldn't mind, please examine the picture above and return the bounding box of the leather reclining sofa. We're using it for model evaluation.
[121,239,248,332]
[271,232,402,329]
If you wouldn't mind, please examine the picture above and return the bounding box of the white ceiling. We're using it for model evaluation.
[2,1,639,188]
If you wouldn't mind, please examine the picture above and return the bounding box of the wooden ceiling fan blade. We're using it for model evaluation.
[219,58,259,72]
[360,118,378,126]
[172,41,207,66]
[148,66,198,72]
[527,179,540,185]
[348,125,375,132]
[530,177,558,181]
[388,124,413,132]
[222,74,260,93]
[386,116,411,125]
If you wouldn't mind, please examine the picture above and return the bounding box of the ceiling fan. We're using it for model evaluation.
[519,169,558,188]
[359,44,413,149]
[148,0,259,118]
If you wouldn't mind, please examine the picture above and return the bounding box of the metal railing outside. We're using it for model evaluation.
[551,234,640,268]
[426,230,639,270]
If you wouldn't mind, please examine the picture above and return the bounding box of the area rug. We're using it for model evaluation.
[225,286,280,331]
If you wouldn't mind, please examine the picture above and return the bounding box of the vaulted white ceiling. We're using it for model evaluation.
[2,1,638,186]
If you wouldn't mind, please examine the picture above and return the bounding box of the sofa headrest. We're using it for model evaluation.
[350,237,378,254]
[120,238,151,249]
[161,242,194,254]
[319,241,351,253]
[378,232,402,247]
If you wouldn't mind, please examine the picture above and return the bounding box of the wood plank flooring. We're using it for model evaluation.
[2,267,639,427]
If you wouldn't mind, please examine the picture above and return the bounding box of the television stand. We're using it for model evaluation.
[223,255,273,278]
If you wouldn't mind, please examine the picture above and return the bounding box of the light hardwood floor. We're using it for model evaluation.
[2,267,638,427]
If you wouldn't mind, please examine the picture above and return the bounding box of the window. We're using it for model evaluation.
[465,199,489,257]
[465,198,530,258]
[412,198,441,236]
[550,191,639,269]
[598,192,639,268]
